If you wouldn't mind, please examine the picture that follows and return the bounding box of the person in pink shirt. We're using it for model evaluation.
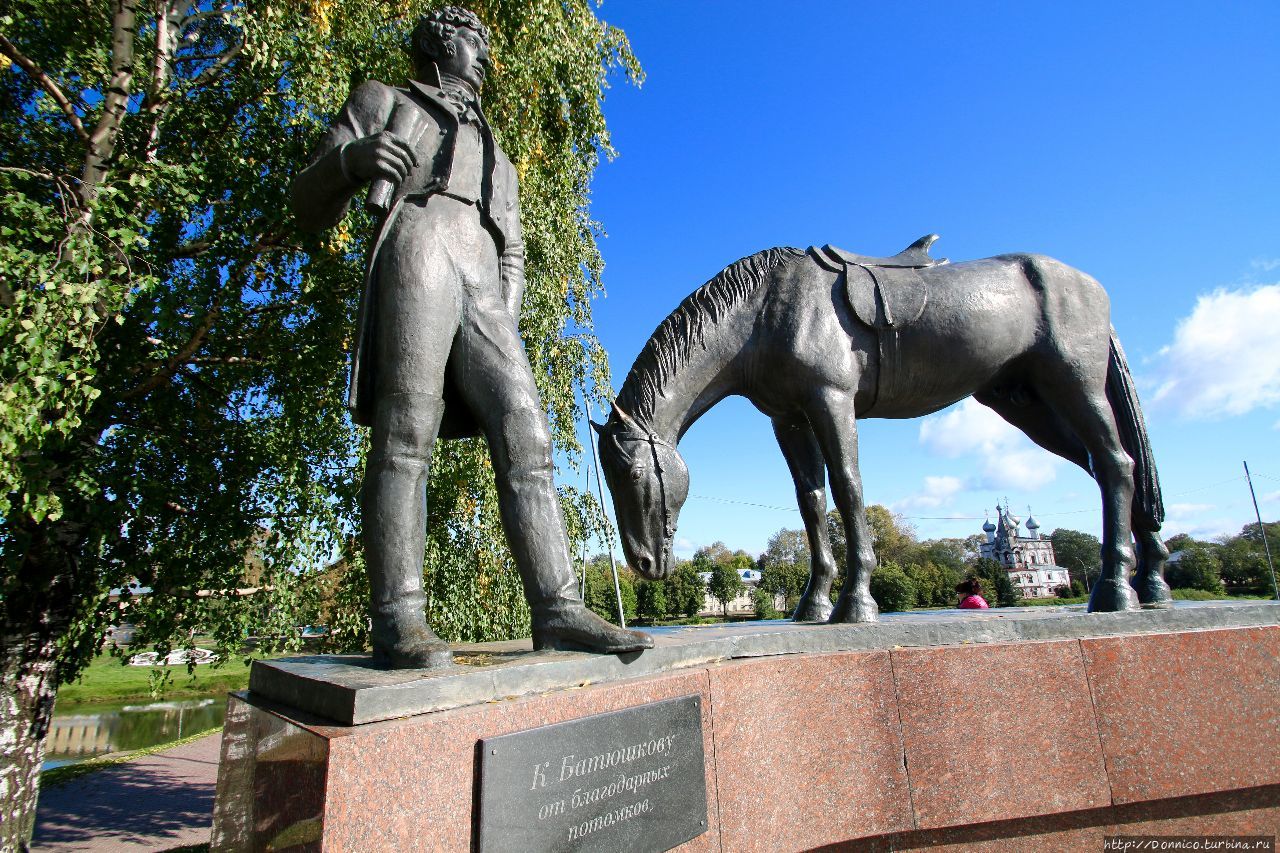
[956,577,990,609]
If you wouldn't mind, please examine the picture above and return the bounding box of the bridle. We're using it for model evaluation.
[609,403,677,543]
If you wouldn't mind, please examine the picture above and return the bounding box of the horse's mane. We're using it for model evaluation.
[615,246,805,425]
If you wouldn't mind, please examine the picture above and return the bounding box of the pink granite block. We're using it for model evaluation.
[708,650,913,851]
[317,669,718,852]
[892,639,1110,830]
[211,694,330,851]
[1082,626,1280,804]
[1110,784,1280,835]
[893,815,1113,852]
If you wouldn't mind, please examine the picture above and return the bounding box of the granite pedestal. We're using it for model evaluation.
[211,601,1280,851]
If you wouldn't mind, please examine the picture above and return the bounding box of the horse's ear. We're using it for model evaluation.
[611,401,636,429]
[589,419,606,436]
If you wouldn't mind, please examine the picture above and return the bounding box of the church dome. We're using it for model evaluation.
[1026,515,1040,530]
[982,518,996,533]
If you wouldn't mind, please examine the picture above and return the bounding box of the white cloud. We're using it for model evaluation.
[1166,501,1216,516]
[892,475,964,512]
[918,399,1061,491]
[1151,284,1280,419]
[1251,258,1280,272]
[1262,490,1280,505]
[672,536,698,557]
[1160,502,1236,541]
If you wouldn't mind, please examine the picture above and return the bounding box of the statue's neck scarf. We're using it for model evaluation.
[439,72,481,124]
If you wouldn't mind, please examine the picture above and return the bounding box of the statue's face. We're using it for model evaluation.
[436,25,489,92]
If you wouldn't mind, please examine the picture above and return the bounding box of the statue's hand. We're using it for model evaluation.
[341,132,419,184]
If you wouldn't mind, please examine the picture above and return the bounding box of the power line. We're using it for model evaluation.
[685,473,1272,523]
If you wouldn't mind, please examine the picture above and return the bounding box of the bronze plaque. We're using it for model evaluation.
[477,694,707,852]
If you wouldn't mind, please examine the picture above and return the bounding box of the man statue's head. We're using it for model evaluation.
[410,6,491,94]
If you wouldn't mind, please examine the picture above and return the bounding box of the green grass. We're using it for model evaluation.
[1170,588,1271,601]
[1017,596,1089,606]
[39,725,223,789]
[55,651,257,706]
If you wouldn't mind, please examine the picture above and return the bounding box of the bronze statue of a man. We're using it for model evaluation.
[292,6,651,669]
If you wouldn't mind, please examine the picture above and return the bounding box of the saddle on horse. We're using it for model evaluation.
[808,234,949,411]
[808,234,947,331]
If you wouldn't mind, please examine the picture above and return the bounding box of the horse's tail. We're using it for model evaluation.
[1106,328,1164,532]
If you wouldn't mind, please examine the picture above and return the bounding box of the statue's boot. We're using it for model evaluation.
[370,605,453,670]
[531,600,654,653]
[496,407,653,655]
[363,405,454,670]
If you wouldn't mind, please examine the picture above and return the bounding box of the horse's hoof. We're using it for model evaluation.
[827,591,879,624]
[1087,578,1141,613]
[792,594,834,623]
[1131,573,1174,608]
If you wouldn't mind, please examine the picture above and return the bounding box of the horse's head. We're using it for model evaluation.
[593,405,689,579]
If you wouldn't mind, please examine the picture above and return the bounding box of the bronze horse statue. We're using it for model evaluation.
[593,237,1170,621]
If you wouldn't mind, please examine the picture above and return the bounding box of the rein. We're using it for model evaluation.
[609,404,677,541]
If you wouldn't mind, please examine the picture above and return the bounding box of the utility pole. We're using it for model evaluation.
[1243,461,1279,601]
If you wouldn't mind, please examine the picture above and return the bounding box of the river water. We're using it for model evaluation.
[44,696,227,770]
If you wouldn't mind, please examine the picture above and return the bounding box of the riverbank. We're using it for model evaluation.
[55,651,254,706]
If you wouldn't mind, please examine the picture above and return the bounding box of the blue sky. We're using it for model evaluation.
[570,0,1280,558]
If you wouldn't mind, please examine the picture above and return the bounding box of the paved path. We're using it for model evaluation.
[32,732,221,852]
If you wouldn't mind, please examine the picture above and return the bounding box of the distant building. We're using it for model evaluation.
[697,568,785,616]
[979,504,1072,599]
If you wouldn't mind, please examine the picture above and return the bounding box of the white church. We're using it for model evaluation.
[979,504,1073,599]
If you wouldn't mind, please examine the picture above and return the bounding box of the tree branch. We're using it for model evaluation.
[184,40,242,92]
[80,0,141,213]
[186,355,262,365]
[121,298,223,400]
[0,33,91,144]
[142,1,197,160]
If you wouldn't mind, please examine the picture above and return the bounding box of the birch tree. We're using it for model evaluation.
[0,1,638,843]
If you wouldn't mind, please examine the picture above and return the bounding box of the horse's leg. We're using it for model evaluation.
[973,390,1090,471]
[1130,528,1171,607]
[1029,379,1140,612]
[802,390,879,623]
[976,387,1170,607]
[771,418,836,622]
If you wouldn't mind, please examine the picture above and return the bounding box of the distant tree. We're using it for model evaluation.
[865,505,918,566]
[664,560,706,619]
[693,542,733,565]
[725,550,756,574]
[759,528,810,572]
[1070,579,1086,598]
[582,554,637,623]
[922,539,968,573]
[962,533,989,559]
[757,527,811,612]
[757,559,808,606]
[870,561,917,613]
[905,559,961,608]
[972,557,1020,607]
[826,509,847,571]
[1054,584,1073,599]
[1219,521,1280,597]
[1240,520,1280,554]
[1163,532,1197,554]
[707,561,746,617]
[1216,537,1269,594]
[751,587,781,620]
[1050,529,1103,590]
[1166,543,1225,594]
[635,580,668,623]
